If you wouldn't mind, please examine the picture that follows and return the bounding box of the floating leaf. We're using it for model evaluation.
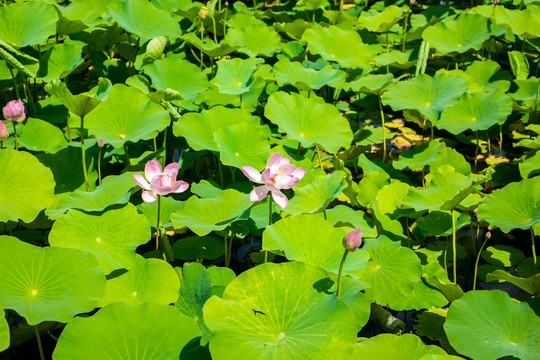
[357,5,404,32]
[37,40,85,81]
[18,118,67,154]
[0,2,57,47]
[225,25,281,57]
[494,6,540,39]
[265,91,353,153]
[322,205,378,239]
[0,148,55,223]
[273,58,346,90]
[212,58,263,95]
[393,140,444,171]
[53,302,201,360]
[354,333,453,359]
[204,262,357,360]
[444,290,540,360]
[520,150,540,179]
[0,236,105,325]
[49,203,150,274]
[263,214,369,278]
[345,73,393,93]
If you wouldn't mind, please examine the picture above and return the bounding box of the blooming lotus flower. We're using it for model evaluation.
[133,159,189,203]
[0,122,8,141]
[342,228,362,252]
[241,152,306,209]
[2,99,26,123]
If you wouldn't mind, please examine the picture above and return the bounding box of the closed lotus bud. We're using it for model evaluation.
[98,137,105,148]
[199,6,208,19]
[2,99,26,123]
[0,122,8,141]
[342,228,362,252]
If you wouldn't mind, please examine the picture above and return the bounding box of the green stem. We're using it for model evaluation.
[264,196,273,263]
[80,115,89,191]
[161,127,167,168]
[473,234,489,290]
[12,122,18,150]
[155,195,161,258]
[123,143,131,170]
[402,12,409,52]
[211,16,218,43]
[317,146,323,169]
[451,209,457,284]
[531,228,537,274]
[474,131,479,172]
[34,326,45,360]
[336,249,349,299]
[378,95,387,162]
[224,234,229,267]
[98,148,102,185]
[7,65,20,99]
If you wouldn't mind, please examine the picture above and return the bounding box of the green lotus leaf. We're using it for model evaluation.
[137,194,181,230]
[460,60,511,93]
[487,270,540,296]
[322,205,378,239]
[517,257,536,278]
[393,140,444,171]
[302,25,373,68]
[382,74,468,123]
[214,122,270,170]
[482,245,525,267]
[98,255,179,307]
[0,2,57,47]
[419,354,463,360]
[444,290,540,360]
[212,58,264,95]
[273,58,346,90]
[53,302,201,360]
[285,170,347,215]
[357,5,404,32]
[356,171,390,207]
[0,307,8,352]
[294,0,329,11]
[171,189,252,236]
[263,214,369,278]
[49,203,150,274]
[402,171,476,211]
[203,262,357,360]
[174,106,260,152]
[198,76,266,111]
[207,266,236,288]
[142,54,209,100]
[429,146,471,175]
[18,118,67,154]
[151,0,193,12]
[437,90,512,134]
[414,308,453,353]
[225,25,281,57]
[173,236,224,260]
[44,80,101,118]
[37,40,84,81]
[345,73,393,93]
[412,211,471,239]
[519,149,540,179]
[511,77,540,109]
[108,0,181,42]
[0,148,55,223]
[375,49,416,69]
[354,333,451,359]
[276,19,314,40]
[422,14,491,54]
[371,181,410,217]
[494,6,540,39]
[55,0,102,35]
[0,236,105,325]
[85,84,170,148]
[265,91,353,153]
[359,236,422,307]
[182,33,239,58]
[46,172,135,219]
[478,177,540,232]
[337,277,371,331]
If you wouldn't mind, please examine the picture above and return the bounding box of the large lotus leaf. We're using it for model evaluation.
[0,148,55,223]
[174,106,259,152]
[203,262,357,360]
[486,270,540,296]
[354,333,452,359]
[108,0,181,42]
[18,118,67,154]
[85,84,170,149]
[98,255,179,307]
[322,205,378,239]
[520,149,540,179]
[0,2,57,47]
[393,140,444,171]
[142,54,209,100]
[382,74,468,123]
[357,5,404,32]
[53,302,200,360]
[478,177,540,232]
[375,49,416,69]
[494,6,540,39]
[461,60,511,93]
[402,171,476,211]
[45,172,135,219]
[345,73,393,93]
[0,236,105,325]
[263,214,369,278]
[49,203,150,274]
[182,33,239,58]
[214,122,270,170]
[371,181,410,217]
[265,91,353,153]
[302,25,373,68]
[45,80,101,118]
[359,236,421,307]
[285,170,347,215]
[437,90,512,134]
[171,189,252,236]
[38,40,84,81]
[445,290,540,360]
[225,25,281,57]
[414,307,454,353]
[412,211,471,239]
[356,171,390,207]
[273,58,346,90]
[511,77,540,110]
[212,58,263,95]
[137,194,181,229]
[482,245,525,267]
[55,0,102,35]
[422,14,491,54]
[429,146,471,175]
[0,307,8,351]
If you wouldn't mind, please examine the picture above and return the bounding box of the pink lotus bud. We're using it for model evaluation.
[342,228,362,252]
[0,122,9,141]
[98,137,105,148]
[2,99,26,123]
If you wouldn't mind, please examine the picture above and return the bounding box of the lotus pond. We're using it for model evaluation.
[0,0,539,359]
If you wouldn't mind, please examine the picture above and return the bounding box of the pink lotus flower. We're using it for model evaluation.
[241,152,306,209]
[342,228,362,252]
[133,160,189,203]
[2,99,26,123]
[0,122,8,141]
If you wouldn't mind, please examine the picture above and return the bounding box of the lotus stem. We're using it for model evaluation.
[317,146,323,169]
[97,148,102,185]
[336,249,349,299]
[12,122,18,150]
[402,11,409,52]
[451,209,457,284]
[474,131,479,172]
[7,64,20,99]
[155,195,161,258]
[34,326,45,360]
[211,16,218,43]
[264,196,273,263]
[80,115,90,191]
[338,0,344,22]
[123,143,131,170]
[473,233,489,290]
[378,95,387,163]
[224,234,229,267]
[531,228,537,274]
